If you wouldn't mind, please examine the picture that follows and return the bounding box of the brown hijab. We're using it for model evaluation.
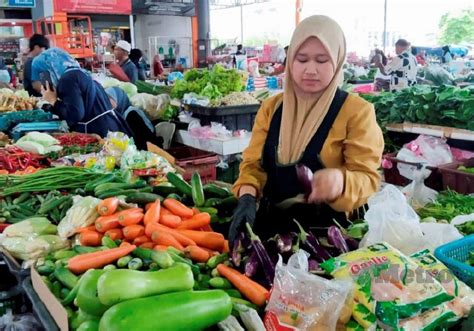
[278,15,346,164]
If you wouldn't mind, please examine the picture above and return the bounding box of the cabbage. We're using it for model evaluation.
[3,217,56,238]
[118,82,138,99]
[101,77,121,89]
[57,195,101,239]
[14,132,61,155]
[1,235,69,261]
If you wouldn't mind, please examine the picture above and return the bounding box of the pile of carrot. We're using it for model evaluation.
[76,197,229,264]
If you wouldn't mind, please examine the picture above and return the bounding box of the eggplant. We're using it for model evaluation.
[327,226,349,253]
[231,233,244,267]
[343,235,359,251]
[244,250,259,278]
[272,233,293,254]
[246,223,276,286]
[293,220,332,262]
[296,164,313,198]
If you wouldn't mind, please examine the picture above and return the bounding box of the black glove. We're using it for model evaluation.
[228,194,257,248]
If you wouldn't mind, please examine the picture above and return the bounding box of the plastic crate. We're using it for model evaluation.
[186,104,260,131]
[0,250,29,283]
[0,110,52,131]
[22,277,59,331]
[382,153,443,190]
[167,146,219,183]
[438,158,474,194]
[434,235,474,288]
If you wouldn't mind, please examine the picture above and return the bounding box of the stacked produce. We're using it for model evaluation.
[0,89,37,112]
[210,91,260,107]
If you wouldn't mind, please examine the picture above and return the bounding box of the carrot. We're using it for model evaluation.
[177,230,225,251]
[117,209,144,226]
[68,244,136,274]
[145,223,196,247]
[144,200,161,225]
[200,224,213,232]
[76,225,97,234]
[97,197,120,216]
[104,228,123,241]
[153,245,168,252]
[222,240,230,253]
[217,264,269,306]
[133,235,150,246]
[177,212,211,230]
[160,207,173,216]
[145,203,154,212]
[192,207,200,216]
[160,214,182,228]
[200,246,219,257]
[151,231,184,250]
[184,245,210,263]
[95,214,120,233]
[123,224,145,241]
[79,230,103,247]
[163,198,193,218]
[140,242,155,249]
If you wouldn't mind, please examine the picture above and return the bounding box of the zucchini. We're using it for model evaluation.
[125,192,163,204]
[152,182,178,196]
[203,184,231,198]
[167,172,192,197]
[191,172,205,207]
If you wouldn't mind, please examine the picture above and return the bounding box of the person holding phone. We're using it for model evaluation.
[32,48,131,137]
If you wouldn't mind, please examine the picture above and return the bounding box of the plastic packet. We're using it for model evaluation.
[401,167,438,208]
[410,249,474,318]
[264,250,353,330]
[361,185,424,254]
[320,242,454,330]
[102,131,132,162]
[0,311,41,331]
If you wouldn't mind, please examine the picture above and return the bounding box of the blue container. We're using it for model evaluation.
[434,234,474,288]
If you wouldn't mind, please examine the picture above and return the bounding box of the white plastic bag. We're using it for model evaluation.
[264,250,352,331]
[0,311,41,331]
[361,185,424,254]
[401,167,438,208]
[419,223,463,251]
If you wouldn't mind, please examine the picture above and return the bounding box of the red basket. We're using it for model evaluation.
[438,158,474,194]
[381,153,443,190]
[168,146,219,183]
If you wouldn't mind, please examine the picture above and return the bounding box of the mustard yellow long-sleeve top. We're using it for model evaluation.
[232,92,384,212]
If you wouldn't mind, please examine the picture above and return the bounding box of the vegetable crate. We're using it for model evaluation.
[438,158,474,194]
[0,109,53,131]
[167,146,219,183]
[217,158,241,184]
[381,153,443,190]
[434,235,474,288]
[185,104,260,131]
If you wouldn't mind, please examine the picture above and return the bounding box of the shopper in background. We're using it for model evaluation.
[371,49,390,91]
[152,53,165,79]
[228,15,384,245]
[441,45,453,64]
[114,40,138,83]
[271,45,289,76]
[375,39,417,92]
[32,48,131,138]
[130,48,147,81]
[0,57,11,86]
[24,34,49,96]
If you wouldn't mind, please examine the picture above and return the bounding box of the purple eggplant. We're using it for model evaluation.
[244,250,259,278]
[293,220,332,262]
[343,235,359,251]
[296,164,313,198]
[273,233,293,254]
[246,223,276,286]
[327,226,349,253]
[231,233,244,267]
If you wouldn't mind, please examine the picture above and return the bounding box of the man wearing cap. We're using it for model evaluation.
[114,40,138,83]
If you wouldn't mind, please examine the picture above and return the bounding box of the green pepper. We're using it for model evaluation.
[54,266,79,289]
[76,269,109,316]
[97,264,194,306]
[99,290,232,331]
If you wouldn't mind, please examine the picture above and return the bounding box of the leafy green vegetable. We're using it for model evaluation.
[417,190,474,221]
[468,251,474,267]
[171,65,244,100]
[456,220,474,235]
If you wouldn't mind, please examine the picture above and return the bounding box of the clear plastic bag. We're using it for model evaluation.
[401,167,438,208]
[264,250,353,331]
[0,311,41,331]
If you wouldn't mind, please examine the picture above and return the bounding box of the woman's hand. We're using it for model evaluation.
[41,81,57,105]
[308,168,344,204]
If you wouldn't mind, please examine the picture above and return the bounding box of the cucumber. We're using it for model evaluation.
[94,180,147,196]
[166,193,183,202]
[166,172,192,197]
[97,187,153,199]
[191,172,205,207]
[204,198,224,208]
[197,207,218,215]
[152,182,178,196]
[203,184,231,198]
[209,277,233,289]
[84,173,116,192]
[125,192,163,204]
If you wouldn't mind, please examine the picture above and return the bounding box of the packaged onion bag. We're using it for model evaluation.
[320,242,454,330]
[410,249,474,318]
[264,250,353,331]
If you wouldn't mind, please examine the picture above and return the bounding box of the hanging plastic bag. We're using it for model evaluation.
[401,166,438,208]
[264,250,353,331]
[361,184,424,254]
[0,311,41,331]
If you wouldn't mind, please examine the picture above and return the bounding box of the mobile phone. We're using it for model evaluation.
[39,71,54,91]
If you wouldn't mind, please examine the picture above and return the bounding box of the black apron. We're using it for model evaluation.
[254,88,350,239]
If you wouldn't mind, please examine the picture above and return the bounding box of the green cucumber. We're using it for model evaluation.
[84,174,116,192]
[117,256,133,268]
[191,172,205,207]
[125,192,163,204]
[203,184,231,198]
[97,187,153,199]
[209,277,233,289]
[152,182,178,196]
[224,289,242,298]
[204,198,224,208]
[166,193,183,202]
[167,172,192,197]
[197,207,219,215]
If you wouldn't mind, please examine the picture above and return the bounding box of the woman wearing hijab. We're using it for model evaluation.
[0,57,11,86]
[130,48,147,81]
[228,16,384,245]
[32,48,131,138]
[105,87,163,150]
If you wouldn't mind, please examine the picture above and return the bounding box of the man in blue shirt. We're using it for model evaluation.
[114,40,137,83]
[24,34,49,96]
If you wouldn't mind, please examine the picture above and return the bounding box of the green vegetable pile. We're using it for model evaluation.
[171,65,245,100]
[361,85,474,131]
[458,166,474,174]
